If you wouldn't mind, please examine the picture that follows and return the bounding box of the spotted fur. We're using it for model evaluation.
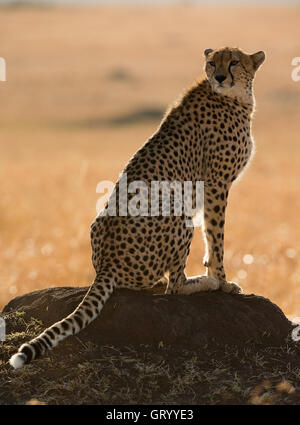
[9,47,265,369]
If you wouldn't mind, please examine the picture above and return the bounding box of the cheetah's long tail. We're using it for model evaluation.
[9,274,115,369]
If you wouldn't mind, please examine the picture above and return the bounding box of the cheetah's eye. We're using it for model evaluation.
[208,62,215,68]
[230,60,239,66]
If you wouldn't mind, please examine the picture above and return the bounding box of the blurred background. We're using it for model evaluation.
[0,0,299,318]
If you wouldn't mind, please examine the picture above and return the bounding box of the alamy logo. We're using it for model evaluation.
[291,57,300,82]
[96,174,204,228]
[0,58,6,81]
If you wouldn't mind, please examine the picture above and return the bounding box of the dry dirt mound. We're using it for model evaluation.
[2,286,294,349]
[1,287,299,405]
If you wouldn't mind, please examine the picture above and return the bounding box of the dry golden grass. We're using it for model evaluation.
[1,310,300,405]
[0,4,300,318]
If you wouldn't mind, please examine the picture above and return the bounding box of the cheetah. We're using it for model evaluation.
[10,47,265,369]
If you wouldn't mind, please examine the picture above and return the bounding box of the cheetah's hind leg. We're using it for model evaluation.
[154,275,169,286]
[151,275,170,293]
[167,275,220,295]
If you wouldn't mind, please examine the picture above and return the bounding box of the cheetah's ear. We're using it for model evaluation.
[204,48,214,57]
[250,51,265,71]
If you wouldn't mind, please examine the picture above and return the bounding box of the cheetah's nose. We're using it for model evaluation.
[215,75,226,83]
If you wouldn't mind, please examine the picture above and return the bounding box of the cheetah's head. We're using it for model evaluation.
[204,47,265,104]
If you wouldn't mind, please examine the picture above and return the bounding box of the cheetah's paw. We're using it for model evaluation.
[220,281,243,294]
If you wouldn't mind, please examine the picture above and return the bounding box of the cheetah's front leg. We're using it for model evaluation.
[202,183,242,294]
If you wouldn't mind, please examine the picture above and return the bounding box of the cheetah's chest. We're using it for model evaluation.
[204,114,252,183]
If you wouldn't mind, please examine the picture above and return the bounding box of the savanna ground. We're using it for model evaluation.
[1,308,300,405]
[0,4,300,405]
